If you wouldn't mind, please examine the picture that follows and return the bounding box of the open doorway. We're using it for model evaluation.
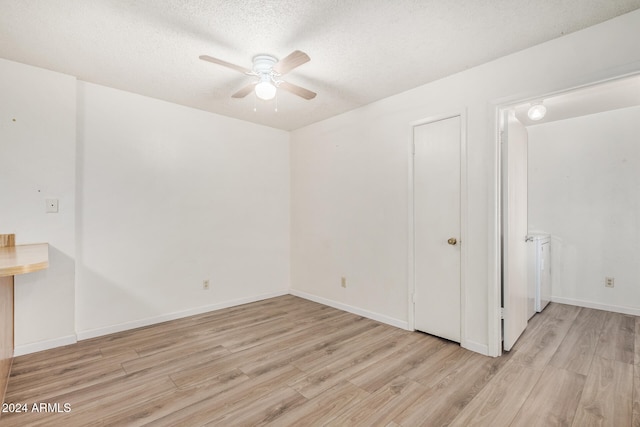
[499,74,640,351]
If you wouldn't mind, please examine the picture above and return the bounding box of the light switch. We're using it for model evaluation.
[46,199,59,213]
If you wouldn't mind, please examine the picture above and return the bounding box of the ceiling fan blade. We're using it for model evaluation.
[273,50,310,75]
[199,55,252,75]
[232,83,256,98]
[278,81,316,100]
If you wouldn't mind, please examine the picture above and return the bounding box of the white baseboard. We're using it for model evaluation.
[461,339,489,356]
[551,296,640,316]
[76,290,289,341]
[290,290,492,356]
[289,289,410,330]
[19,289,496,357]
[14,335,78,357]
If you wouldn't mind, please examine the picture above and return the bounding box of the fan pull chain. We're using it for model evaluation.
[253,92,257,112]
[275,93,278,113]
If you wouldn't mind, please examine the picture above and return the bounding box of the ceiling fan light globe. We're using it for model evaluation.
[255,81,276,100]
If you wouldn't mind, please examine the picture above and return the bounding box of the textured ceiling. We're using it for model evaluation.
[1,0,639,131]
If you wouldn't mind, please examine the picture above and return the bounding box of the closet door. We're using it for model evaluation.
[413,116,461,342]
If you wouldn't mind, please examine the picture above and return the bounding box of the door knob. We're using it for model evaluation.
[447,238,457,245]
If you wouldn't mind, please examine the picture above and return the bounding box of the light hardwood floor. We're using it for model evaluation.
[1,295,638,426]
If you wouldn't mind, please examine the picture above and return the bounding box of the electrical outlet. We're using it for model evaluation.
[341,277,347,288]
[203,280,210,290]
[45,198,59,213]
[605,277,614,288]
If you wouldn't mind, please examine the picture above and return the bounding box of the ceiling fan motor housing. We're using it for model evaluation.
[252,55,278,75]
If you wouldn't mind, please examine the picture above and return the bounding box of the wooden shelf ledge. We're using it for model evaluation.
[0,243,49,277]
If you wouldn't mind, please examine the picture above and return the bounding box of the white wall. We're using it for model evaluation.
[76,82,290,337]
[0,58,77,352]
[290,10,640,354]
[1,58,290,352]
[528,105,640,315]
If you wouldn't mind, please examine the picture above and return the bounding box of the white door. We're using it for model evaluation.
[502,111,529,351]
[414,116,461,343]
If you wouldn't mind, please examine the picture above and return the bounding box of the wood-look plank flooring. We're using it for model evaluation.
[1,295,638,426]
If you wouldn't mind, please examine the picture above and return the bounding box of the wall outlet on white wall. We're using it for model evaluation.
[202,280,210,290]
[341,277,347,288]
[605,277,614,288]
[45,199,59,213]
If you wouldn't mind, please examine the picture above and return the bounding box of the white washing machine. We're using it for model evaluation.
[527,234,551,319]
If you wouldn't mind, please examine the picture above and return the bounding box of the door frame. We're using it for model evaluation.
[488,69,640,357]
[408,110,468,348]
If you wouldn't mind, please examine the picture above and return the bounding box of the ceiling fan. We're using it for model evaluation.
[199,50,316,101]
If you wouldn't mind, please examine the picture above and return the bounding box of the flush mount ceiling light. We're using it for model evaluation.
[527,102,547,121]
